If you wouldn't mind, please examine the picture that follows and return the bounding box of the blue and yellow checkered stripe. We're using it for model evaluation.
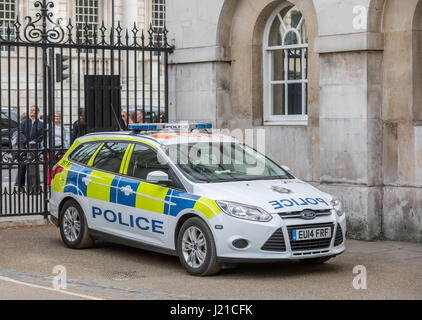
[52,137,221,219]
[53,162,221,219]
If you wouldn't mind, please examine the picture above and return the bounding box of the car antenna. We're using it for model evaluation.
[110,103,124,131]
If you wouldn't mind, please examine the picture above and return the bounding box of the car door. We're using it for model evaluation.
[116,142,174,247]
[64,141,102,208]
[85,141,131,236]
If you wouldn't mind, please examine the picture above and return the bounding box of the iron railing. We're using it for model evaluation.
[0,0,173,217]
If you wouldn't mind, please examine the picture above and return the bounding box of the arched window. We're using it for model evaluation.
[263,3,308,125]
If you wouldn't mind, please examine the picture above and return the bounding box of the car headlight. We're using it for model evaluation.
[331,197,344,216]
[216,200,272,222]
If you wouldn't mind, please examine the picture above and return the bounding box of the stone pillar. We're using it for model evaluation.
[381,0,422,243]
[123,0,139,29]
[315,33,384,240]
[166,0,227,123]
[123,0,138,79]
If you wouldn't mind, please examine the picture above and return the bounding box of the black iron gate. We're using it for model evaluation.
[0,0,173,217]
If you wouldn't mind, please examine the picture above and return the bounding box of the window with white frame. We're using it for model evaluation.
[263,4,308,125]
[0,0,16,50]
[152,0,166,32]
[75,0,100,44]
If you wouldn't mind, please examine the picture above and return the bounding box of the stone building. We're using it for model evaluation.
[166,0,422,242]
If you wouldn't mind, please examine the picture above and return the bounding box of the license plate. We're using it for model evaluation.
[292,227,331,241]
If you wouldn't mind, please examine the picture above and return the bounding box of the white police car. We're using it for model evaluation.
[49,123,346,276]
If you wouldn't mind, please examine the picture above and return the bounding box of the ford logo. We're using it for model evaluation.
[300,210,316,220]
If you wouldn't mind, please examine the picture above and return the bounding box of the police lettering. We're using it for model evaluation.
[269,197,329,209]
[92,207,164,234]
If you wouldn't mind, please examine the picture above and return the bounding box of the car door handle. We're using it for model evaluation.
[82,177,92,185]
[120,185,134,196]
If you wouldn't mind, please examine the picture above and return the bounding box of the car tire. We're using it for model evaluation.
[299,256,333,264]
[59,199,94,249]
[177,217,221,276]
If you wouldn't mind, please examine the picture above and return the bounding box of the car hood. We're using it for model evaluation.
[193,179,333,213]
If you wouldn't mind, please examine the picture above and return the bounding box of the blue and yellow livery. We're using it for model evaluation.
[49,127,345,276]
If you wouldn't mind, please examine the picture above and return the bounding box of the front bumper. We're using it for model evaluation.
[212,210,346,262]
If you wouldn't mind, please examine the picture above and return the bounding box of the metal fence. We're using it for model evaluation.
[0,0,173,217]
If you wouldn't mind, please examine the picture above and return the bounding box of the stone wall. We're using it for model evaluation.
[167,0,422,242]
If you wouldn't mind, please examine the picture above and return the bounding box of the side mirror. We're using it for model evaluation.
[146,171,170,184]
[281,165,291,173]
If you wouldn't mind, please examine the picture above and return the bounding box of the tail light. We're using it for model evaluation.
[52,164,64,180]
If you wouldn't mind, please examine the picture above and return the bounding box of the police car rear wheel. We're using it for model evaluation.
[60,199,94,249]
[177,217,221,276]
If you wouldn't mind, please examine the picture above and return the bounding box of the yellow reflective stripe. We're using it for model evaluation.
[119,144,134,175]
[135,182,169,214]
[193,197,221,219]
[59,158,72,169]
[52,168,68,193]
[86,170,115,202]
[87,142,104,167]
[125,144,135,174]
[62,140,81,160]
[77,136,156,148]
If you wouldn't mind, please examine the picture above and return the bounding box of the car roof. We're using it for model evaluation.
[81,130,237,147]
[147,132,237,146]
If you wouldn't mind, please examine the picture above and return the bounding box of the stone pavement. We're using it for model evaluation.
[0,225,421,300]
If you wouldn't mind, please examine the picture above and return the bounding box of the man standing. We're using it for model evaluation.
[52,111,69,149]
[15,105,44,191]
[71,109,86,144]
[46,111,69,186]
[136,109,144,123]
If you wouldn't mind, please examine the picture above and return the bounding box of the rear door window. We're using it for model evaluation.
[68,142,102,165]
[92,141,130,174]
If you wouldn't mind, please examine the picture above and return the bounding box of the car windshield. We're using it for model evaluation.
[165,142,293,183]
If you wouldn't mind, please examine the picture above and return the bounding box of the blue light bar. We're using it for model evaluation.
[128,123,212,132]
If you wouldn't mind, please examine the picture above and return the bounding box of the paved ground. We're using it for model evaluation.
[0,224,421,300]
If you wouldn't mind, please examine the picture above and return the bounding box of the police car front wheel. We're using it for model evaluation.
[59,199,94,249]
[177,217,221,276]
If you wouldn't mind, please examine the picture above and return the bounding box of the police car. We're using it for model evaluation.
[49,123,346,276]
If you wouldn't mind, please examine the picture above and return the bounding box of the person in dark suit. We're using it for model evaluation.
[15,105,44,190]
[71,108,87,144]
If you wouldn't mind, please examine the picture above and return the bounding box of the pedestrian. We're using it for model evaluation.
[128,111,135,124]
[121,110,128,126]
[47,111,69,186]
[71,109,86,144]
[51,111,69,149]
[136,109,144,123]
[15,105,43,192]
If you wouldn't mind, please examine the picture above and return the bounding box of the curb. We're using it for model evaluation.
[0,215,52,229]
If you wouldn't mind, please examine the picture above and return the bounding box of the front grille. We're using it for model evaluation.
[334,224,344,246]
[278,209,332,219]
[261,228,286,252]
[287,223,334,251]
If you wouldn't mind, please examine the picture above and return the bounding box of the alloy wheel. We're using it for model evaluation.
[182,226,207,268]
[62,206,81,242]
